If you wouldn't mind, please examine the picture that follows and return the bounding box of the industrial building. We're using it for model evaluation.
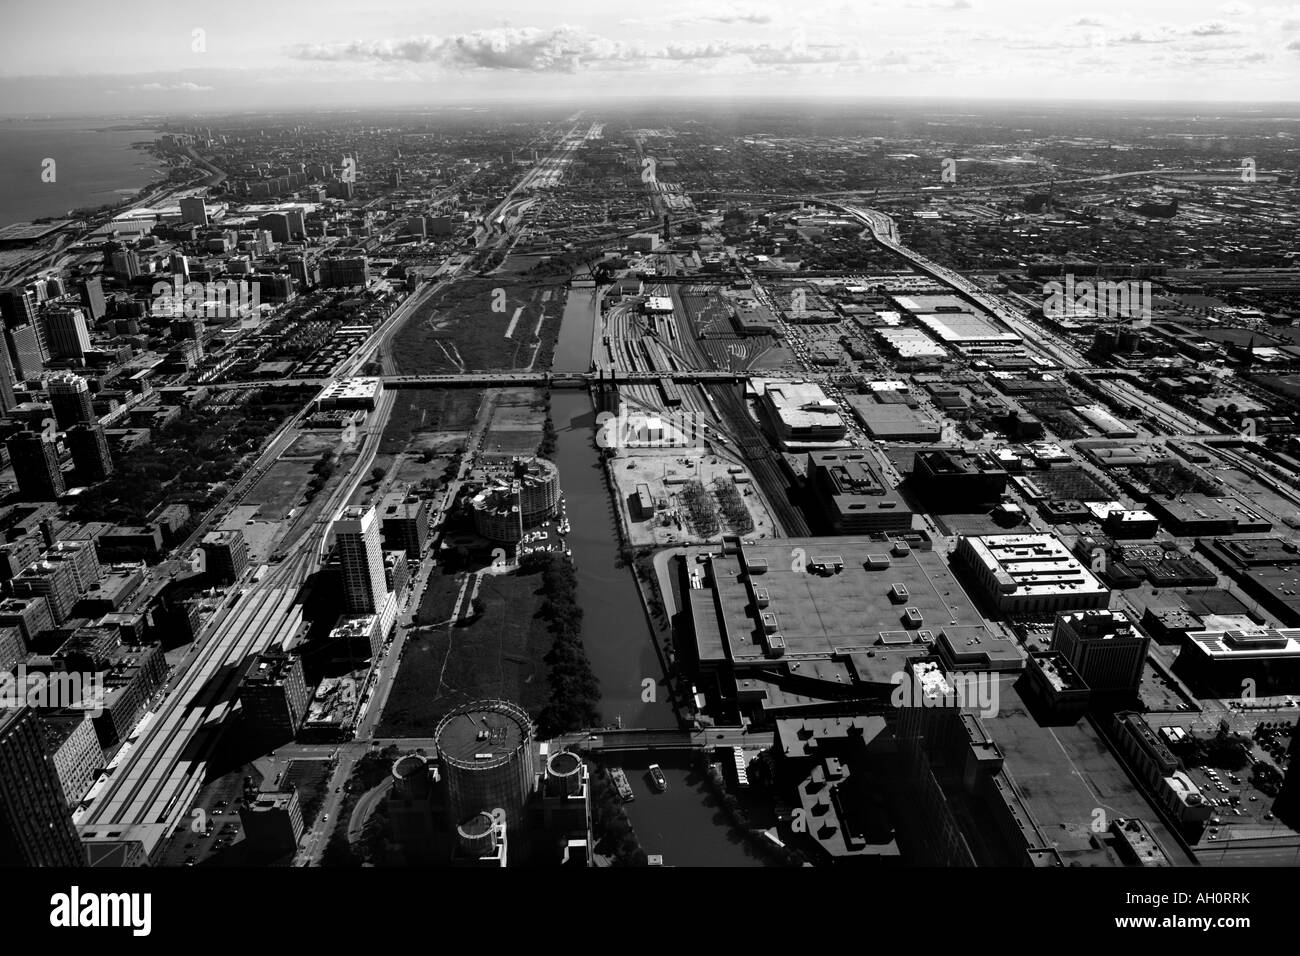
[751,379,847,450]
[1173,623,1300,697]
[910,450,1009,507]
[315,377,382,411]
[845,395,941,441]
[685,536,1016,721]
[955,534,1111,617]
[805,451,914,534]
[1197,537,1300,627]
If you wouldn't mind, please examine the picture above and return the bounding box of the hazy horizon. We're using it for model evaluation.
[4,0,1300,114]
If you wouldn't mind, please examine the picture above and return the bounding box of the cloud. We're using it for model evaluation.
[1187,19,1241,35]
[906,0,974,9]
[1218,1,1254,13]
[1114,29,1175,44]
[293,27,610,72]
[292,27,874,71]
[133,81,212,91]
[683,4,775,24]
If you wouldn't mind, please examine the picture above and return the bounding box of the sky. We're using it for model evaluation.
[2,0,1300,114]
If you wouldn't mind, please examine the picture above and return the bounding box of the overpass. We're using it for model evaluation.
[556,727,773,753]
[205,369,753,392]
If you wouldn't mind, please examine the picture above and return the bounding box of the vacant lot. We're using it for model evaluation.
[379,388,483,457]
[377,570,551,737]
[250,459,316,519]
[484,387,547,457]
[394,278,566,373]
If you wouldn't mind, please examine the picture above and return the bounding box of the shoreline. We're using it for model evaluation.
[4,126,171,228]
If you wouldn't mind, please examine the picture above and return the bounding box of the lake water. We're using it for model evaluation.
[0,118,163,227]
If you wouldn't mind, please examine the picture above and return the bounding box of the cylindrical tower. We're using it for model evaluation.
[455,811,499,857]
[434,699,535,833]
[544,750,583,798]
[392,753,432,799]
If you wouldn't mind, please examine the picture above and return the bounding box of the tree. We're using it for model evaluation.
[371,466,387,482]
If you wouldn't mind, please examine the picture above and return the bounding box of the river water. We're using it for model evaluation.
[551,286,767,865]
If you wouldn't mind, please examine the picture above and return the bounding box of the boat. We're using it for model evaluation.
[648,764,668,792]
[609,767,635,802]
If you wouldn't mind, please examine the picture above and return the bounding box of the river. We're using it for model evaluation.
[551,389,672,729]
[550,285,768,865]
[553,281,598,373]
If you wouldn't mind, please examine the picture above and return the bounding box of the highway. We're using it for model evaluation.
[822,199,1229,441]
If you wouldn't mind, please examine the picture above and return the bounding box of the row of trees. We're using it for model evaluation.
[520,551,602,737]
[698,753,808,867]
[589,764,648,866]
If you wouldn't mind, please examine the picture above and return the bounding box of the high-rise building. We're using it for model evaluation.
[43,306,91,359]
[257,212,291,244]
[43,539,103,594]
[47,373,95,428]
[238,789,304,857]
[7,431,65,501]
[78,277,107,322]
[435,700,536,836]
[67,424,114,483]
[200,529,249,582]
[6,323,47,380]
[179,197,209,226]
[0,335,15,414]
[335,505,389,614]
[0,595,54,647]
[0,707,84,866]
[238,651,309,741]
[288,257,312,290]
[0,286,37,328]
[109,248,140,280]
[42,712,104,808]
[379,492,430,558]
[319,256,369,288]
[1051,609,1151,694]
[11,559,80,624]
[285,208,306,240]
[0,625,23,671]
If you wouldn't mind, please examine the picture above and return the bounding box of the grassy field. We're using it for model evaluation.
[251,459,317,518]
[379,388,484,457]
[483,387,547,457]
[393,278,566,373]
[376,569,551,737]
